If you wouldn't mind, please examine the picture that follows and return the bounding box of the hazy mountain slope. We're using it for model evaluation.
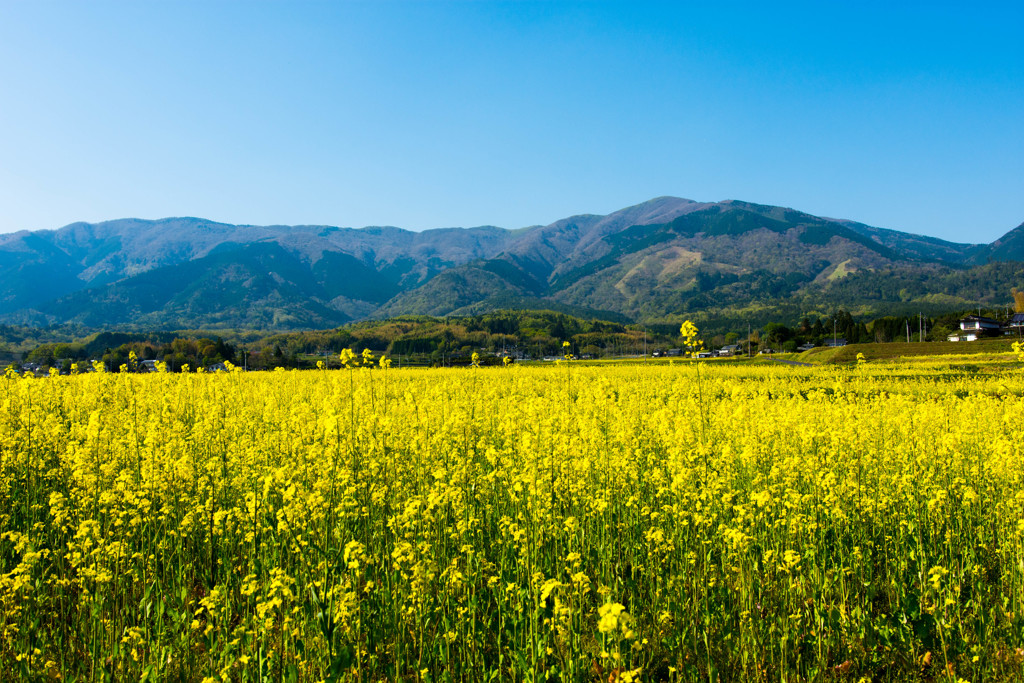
[832,219,980,263]
[967,222,1024,264]
[374,266,532,318]
[0,198,1020,330]
[384,201,1024,323]
[377,198,706,317]
[387,200,911,319]
[375,256,549,318]
[0,218,283,286]
[0,232,89,312]
[0,217,520,315]
[26,243,353,329]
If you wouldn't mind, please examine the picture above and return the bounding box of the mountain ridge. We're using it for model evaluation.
[1,197,1020,331]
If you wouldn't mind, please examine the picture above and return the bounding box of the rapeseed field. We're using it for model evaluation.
[1,354,1023,681]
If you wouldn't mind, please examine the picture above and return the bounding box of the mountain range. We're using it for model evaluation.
[1,197,1022,331]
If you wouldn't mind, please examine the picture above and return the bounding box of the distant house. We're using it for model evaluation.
[955,315,1002,342]
[20,362,48,378]
[797,342,816,352]
[717,344,741,357]
[825,338,847,347]
[960,315,1001,332]
[1007,313,1024,334]
[140,360,161,373]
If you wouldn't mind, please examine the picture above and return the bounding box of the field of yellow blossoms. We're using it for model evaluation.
[2,354,1024,681]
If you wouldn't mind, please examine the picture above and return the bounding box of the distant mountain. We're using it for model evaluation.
[379,198,1022,325]
[1,198,1021,331]
[966,221,1024,264]
[831,219,986,264]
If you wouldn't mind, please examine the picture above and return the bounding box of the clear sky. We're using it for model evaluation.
[0,1,1021,243]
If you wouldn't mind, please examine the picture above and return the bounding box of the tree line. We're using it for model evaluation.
[8,304,1022,373]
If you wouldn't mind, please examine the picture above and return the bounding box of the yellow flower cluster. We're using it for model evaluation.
[0,357,1022,680]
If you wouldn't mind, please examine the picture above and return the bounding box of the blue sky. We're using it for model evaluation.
[0,1,1021,242]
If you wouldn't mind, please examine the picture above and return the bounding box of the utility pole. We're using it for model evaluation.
[919,313,923,343]
[833,319,837,347]
[906,319,910,343]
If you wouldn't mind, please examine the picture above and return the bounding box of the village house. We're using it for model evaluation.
[947,315,1003,342]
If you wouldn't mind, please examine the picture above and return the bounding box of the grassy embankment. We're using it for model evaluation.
[799,337,1018,365]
